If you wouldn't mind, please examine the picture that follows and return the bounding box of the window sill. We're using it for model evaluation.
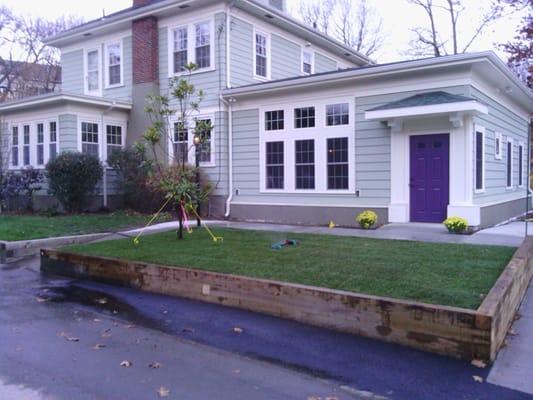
[105,83,125,90]
[253,75,270,82]
[171,67,216,78]
[199,162,216,168]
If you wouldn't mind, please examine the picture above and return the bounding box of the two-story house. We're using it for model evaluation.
[1,0,532,228]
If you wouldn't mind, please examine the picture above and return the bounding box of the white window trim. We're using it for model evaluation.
[168,114,216,168]
[47,119,59,162]
[167,17,215,77]
[104,120,127,164]
[325,102,351,127]
[36,122,45,167]
[22,124,31,167]
[78,119,102,159]
[506,137,514,190]
[104,41,124,89]
[494,132,503,160]
[84,47,102,96]
[474,125,485,194]
[259,98,355,194]
[518,142,525,188]
[301,48,315,75]
[264,109,287,133]
[9,124,20,169]
[252,27,271,81]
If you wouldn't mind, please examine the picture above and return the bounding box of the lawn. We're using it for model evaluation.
[65,228,516,309]
[0,212,166,241]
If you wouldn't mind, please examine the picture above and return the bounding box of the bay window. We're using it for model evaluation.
[23,125,30,166]
[81,122,99,157]
[37,123,44,165]
[49,121,57,160]
[106,125,123,161]
[11,126,19,167]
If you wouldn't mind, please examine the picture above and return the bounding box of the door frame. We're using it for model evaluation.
[408,133,450,223]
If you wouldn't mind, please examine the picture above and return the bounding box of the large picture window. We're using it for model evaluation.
[81,122,99,156]
[11,126,19,167]
[295,139,315,189]
[255,32,268,79]
[266,141,284,189]
[327,137,349,190]
[474,128,484,191]
[294,107,315,128]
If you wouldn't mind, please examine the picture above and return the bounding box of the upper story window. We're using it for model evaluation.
[265,110,284,131]
[195,22,211,69]
[106,42,122,87]
[11,126,19,167]
[295,107,315,128]
[81,122,99,157]
[173,27,188,74]
[49,121,57,160]
[170,20,213,75]
[254,31,269,79]
[86,49,100,94]
[302,49,314,75]
[326,103,349,126]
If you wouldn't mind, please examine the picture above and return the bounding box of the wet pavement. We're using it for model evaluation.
[0,257,531,400]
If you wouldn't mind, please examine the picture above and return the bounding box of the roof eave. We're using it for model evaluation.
[364,101,489,121]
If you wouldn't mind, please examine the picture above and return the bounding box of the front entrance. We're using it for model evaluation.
[409,134,450,223]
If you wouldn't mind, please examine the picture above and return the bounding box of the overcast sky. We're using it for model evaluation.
[0,0,525,63]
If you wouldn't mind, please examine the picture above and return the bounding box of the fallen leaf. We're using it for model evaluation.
[162,310,168,315]
[35,297,48,303]
[149,362,162,369]
[66,336,79,342]
[473,375,483,383]
[232,327,244,334]
[95,297,108,305]
[157,387,170,397]
[93,319,101,323]
[101,329,112,338]
[471,359,487,369]
[120,360,132,368]
[92,344,106,350]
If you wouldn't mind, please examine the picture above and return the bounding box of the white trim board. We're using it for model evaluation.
[365,101,488,120]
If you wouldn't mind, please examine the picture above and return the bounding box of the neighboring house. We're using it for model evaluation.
[0,61,61,102]
[0,0,532,227]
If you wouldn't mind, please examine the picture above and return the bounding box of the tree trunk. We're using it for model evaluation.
[176,203,184,239]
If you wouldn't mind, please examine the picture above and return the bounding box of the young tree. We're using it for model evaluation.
[296,0,385,58]
[407,0,503,57]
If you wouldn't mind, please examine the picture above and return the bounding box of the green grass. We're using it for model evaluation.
[65,228,516,309]
[0,212,163,241]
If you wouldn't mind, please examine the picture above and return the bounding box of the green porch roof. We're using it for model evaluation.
[367,91,478,111]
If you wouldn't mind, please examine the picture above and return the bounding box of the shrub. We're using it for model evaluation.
[46,152,103,213]
[443,217,469,233]
[356,210,378,229]
[0,167,44,211]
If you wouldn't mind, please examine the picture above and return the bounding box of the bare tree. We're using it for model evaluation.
[0,8,83,101]
[336,0,385,57]
[408,0,503,57]
[298,0,337,35]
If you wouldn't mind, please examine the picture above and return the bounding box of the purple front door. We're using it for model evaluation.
[409,134,450,223]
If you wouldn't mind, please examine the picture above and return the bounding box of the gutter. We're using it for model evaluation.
[100,100,117,209]
[220,96,234,218]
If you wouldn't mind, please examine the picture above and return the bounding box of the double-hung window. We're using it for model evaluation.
[495,132,502,160]
[173,27,188,73]
[86,49,100,94]
[11,126,19,167]
[518,143,524,187]
[255,32,268,79]
[266,141,284,189]
[106,125,123,161]
[474,127,484,191]
[294,107,315,128]
[173,123,189,164]
[506,139,513,188]
[195,21,211,69]
[23,125,30,166]
[295,139,315,189]
[49,121,57,160]
[327,137,349,190]
[81,122,99,157]
[196,118,212,164]
[265,110,284,131]
[106,42,122,87]
[37,123,45,166]
[326,103,349,126]
[302,49,313,75]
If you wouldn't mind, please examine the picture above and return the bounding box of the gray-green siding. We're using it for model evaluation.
[315,53,337,73]
[470,86,530,205]
[61,49,84,95]
[58,114,78,152]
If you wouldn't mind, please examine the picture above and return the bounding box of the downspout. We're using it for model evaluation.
[226,1,233,89]
[221,96,233,218]
[101,100,117,209]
